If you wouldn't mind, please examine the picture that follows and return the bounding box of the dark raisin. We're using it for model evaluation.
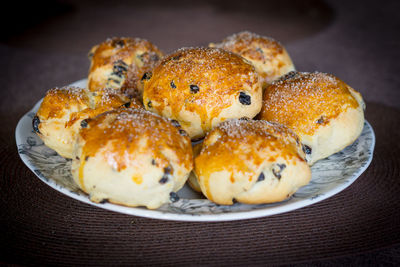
[191,137,204,143]
[172,54,181,61]
[272,163,286,180]
[112,39,125,48]
[257,172,265,182]
[277,163,286,170]
[85,156,89,161]
[141,72,152,81]
[147,101,152,108]
[316,116,324,124]
[123,102,130,108]
[32,116,40,134]
[99,199,109,204]
[272,169,281,179]
[164,166,173,175]
[179,129,188,136]
[159,175,169,184]
[282,71,298,80]
[169,192,180,202]
[114,59,128,67]
[239,92,251,105]
[76,156,80,160]
[171,119,181,128]
[232,198,238,204]
[107,78,121,84]
[151,159,156,165]
[190,85,199,93]
[302,144,312,155]
[113,64,128,77]
[80,119,88,128]
[170,81,176,89]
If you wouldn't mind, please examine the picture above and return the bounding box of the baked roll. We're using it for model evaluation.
[143,47,262,140]
[209,31,295,88]
[194,118,311,205]
[259,71,365,165]
[71,108,193,209]
[87,37,164,100]
[33,87,130,158]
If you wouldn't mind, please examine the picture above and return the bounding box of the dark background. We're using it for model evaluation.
[1,0,399,265]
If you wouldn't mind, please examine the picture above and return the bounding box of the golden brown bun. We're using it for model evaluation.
[87,37,164,100]
[71,108,193,209]
[194,118,310,205]
[209,31,295,88]
[34,87,131,158]
[143,47,262,139]
[259,71,365,165]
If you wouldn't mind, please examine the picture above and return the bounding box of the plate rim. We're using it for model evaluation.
[15,79,376,222]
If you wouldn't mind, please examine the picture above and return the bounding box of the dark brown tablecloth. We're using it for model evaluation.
[1,0,399,265]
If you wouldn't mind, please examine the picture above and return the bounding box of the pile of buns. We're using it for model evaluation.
[33,32,365,209]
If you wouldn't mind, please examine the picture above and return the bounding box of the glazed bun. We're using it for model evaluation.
[87,37,164,100]
[71,108,193,209]
[194,119,311,205]
[143,47,262,139]
[34,87,130,158]
[259,71,365,165]
[209,31,295,88]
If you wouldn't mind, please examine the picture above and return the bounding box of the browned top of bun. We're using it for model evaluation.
[79,108,193,172]
[37,87,90,120]
[88,37,163,96]
[36,86,130,127]
[211,31,284,61]
[143,47,259,127]
[194,119,305,201]
[91,88,130,107]
[210,31,293,85]
[260,71,360,135]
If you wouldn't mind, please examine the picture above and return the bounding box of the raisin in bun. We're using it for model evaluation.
[209,31,295,88]
[33,87,130,158]
[259,71,365,165]
[194,119,310,205]
[143,47,262,140]
[71,108,193,209]
[87,37,164,100]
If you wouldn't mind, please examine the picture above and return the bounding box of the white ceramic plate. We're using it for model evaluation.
[16,79,375,221]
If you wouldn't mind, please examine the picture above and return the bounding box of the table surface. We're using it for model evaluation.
[1,0,399,265]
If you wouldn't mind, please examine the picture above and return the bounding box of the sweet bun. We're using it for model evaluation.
[143,47,262,139]
[194,118,311,205]
[71,108,193,209]
[87,37,164,100]
[259,71,365,165]
[209,31,295,88]
[33,87,130,158]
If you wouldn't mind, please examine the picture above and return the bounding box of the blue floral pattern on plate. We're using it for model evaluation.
[15,79,375,221]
